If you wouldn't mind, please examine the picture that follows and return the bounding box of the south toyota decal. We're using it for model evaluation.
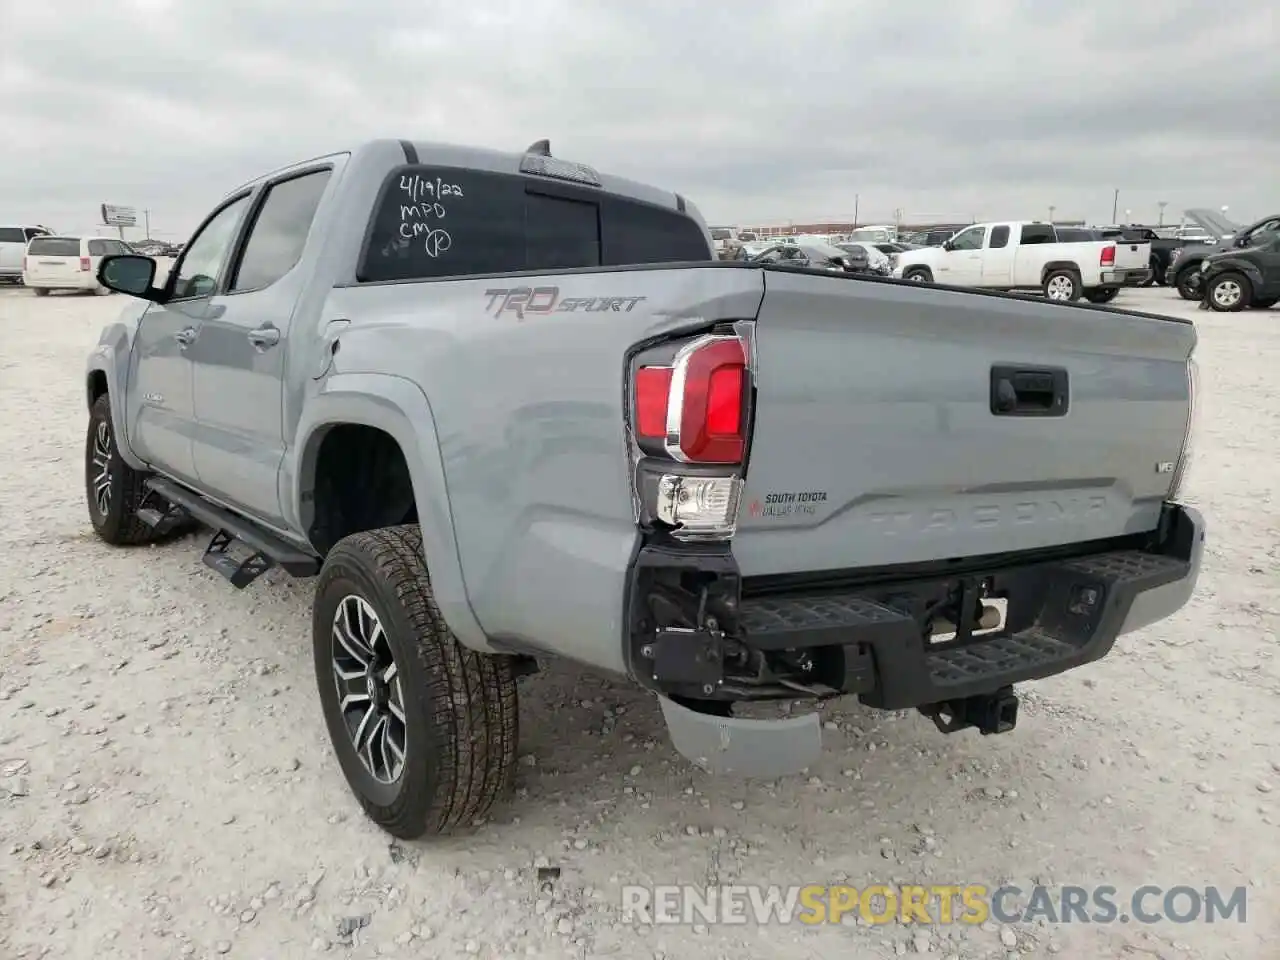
[483,286,646,320]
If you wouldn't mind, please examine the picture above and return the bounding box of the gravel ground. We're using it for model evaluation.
[0,285,1276,960]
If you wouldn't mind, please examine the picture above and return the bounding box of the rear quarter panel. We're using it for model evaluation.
[320,266,764,672]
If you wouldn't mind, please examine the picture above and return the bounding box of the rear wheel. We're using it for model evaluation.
[1085,288,1119,304]
[1042,270,1080,301]
[93,284,111,296]
[1206,272,1249,312]
[902,267,932,283]
[85,394,155,545]
[33,287,49,297]
[313,526,519,839]
[1174,266,1202,301]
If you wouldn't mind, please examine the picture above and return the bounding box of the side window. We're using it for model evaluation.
[88,240,109,256]
[230,169,332,292]
[0,227,25,243]
[525,192,600,271]
[1019,224,1056,245]
[601,198,712,264]
[988,226,1010,249]
[949,227,984,251]
[173,195,251,299]
[1246,219,1280,244]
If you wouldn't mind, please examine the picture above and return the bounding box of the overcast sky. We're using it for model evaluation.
[2,0,1275,239]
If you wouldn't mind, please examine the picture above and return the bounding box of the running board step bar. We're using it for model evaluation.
[143,477,321,588]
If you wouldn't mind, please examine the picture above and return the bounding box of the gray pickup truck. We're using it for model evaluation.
[84,138,1206,840]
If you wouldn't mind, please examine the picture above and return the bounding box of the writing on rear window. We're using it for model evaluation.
[397,173,463,259]
[483,286,646,320]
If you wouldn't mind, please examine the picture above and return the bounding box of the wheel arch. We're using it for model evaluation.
[1206,260,1263,298]
[1040,261,1082,284]
[289,373,493,653]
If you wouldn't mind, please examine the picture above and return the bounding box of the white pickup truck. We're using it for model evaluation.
[893,221,1151,303]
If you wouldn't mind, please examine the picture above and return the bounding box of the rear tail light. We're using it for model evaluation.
[79,256,91,272]
[1168,356,1198,501]
[1100,245,1116,267]
[627,329,753,541]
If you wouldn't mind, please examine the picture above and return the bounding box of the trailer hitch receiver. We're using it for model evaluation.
[921,685,1019,736]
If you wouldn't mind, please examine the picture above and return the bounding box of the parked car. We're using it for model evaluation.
[0,224,54,284]
[893,221,1150,302]
[1198,223,1280,312]
[23,235,134,296]
[835,240,892,275]
[84,137,1202,840]
[1168,213,1280,301]
[750,240,871,273]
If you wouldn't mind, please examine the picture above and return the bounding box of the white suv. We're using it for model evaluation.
[23,236,134,295]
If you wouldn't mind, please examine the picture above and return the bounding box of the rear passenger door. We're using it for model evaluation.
[979,224,1013,287]
[189,165,334,527]
[127,194,251,484]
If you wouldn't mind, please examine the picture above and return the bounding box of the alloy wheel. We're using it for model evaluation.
[1211,279,1242,309]
[90,420,113,516]
[331,595,407,784]
[1046,276,1074,300]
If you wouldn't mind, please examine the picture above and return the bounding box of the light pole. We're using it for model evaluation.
[1112,189,1120,223]
[1157,201,1167,227]
[1048,205,1056,223]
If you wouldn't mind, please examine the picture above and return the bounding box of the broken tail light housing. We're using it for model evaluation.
[1167,356,1198,501]
[628,330,753,541]
[1100,245,1116,267]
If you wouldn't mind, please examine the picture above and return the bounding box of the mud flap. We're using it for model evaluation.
[657,696,822,778]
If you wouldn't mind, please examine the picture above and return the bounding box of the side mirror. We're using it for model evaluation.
[942,240,954,251]
[99,254,164,301]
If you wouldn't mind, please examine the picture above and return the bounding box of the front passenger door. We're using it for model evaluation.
[126,194,251,484]
[940,226,985,283]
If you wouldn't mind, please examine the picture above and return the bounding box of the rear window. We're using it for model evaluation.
[358,165,712,283]
[27,237,81,256]
[0,227,25,243]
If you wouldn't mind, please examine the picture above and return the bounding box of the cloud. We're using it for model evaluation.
[1,0,1274,238]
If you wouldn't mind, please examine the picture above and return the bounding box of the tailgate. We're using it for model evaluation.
[734,272,1194,577]
[1112,240,1150,270]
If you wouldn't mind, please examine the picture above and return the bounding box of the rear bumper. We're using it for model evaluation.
[1099,268,1151,287]
[635,503,1204,774]
[23,274,97,289]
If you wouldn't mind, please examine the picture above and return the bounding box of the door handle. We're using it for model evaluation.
[174,327,197,348]
[247,326,281,349]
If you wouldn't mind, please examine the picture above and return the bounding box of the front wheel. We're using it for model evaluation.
[85,394,156,545]
[1175,267,1202,301]
[313,526,519,839]
[1085,288,1119,304]
[902,267,932,283]
[1042,270,1080,301]
[1205,272,1249,312]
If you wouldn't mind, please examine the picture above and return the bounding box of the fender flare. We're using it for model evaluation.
[288,372,493,653]
[85,323,147,471]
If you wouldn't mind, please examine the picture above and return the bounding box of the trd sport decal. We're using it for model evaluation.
[483,286,647,319]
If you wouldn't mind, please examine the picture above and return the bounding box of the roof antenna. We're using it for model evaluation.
[525,139,551,157]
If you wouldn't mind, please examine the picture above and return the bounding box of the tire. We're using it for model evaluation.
[1205,272,1249,313]
[1142,259,1159,287]
[903,267,932,283]
[1042,269,1080,301]
[85,394,155,545]
[33,287,49,297]
[1085,288,1119,304]
[1174,266,1202,301]
[313,526,519,839]
[1251,296,1278,309]
[93,284,111,296]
